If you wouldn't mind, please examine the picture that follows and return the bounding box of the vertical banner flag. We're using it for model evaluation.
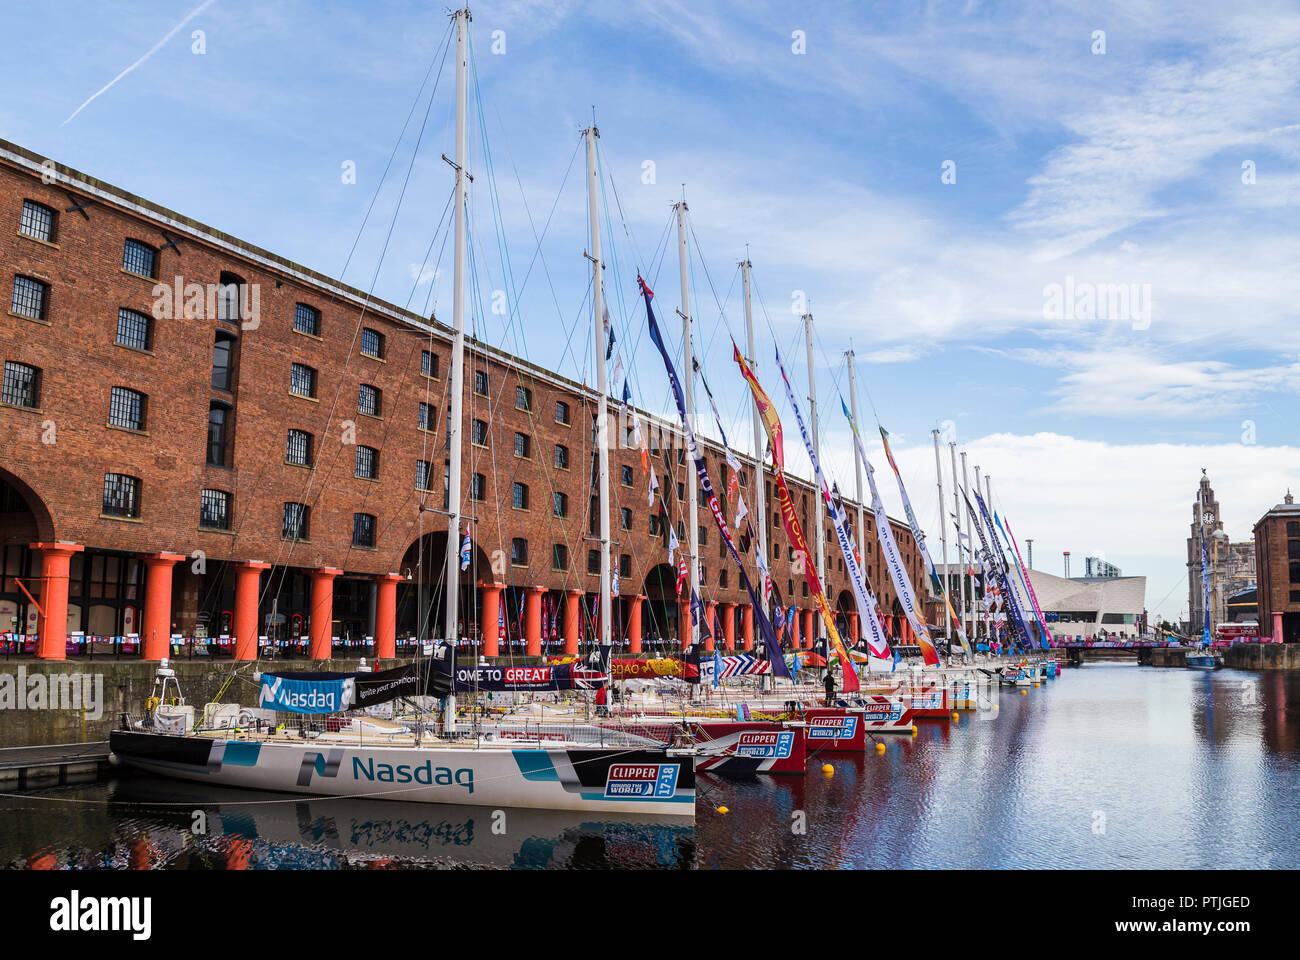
[459,526,472,571]
[733,342,863,688]
[841,401,938,666]
[639,276,790,679]
[999,514,1052,650]
[877,425,972,658]
[981,498,1036,650]
[694,358,745,504]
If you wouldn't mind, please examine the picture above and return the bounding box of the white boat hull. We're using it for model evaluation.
[110,731,695,817]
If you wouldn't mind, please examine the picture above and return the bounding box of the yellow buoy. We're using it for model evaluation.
[993,704,999,710]
[821,763,834,776]
[910,725,918,736]
[1020,689,1028,695]
[716,805,729,814]
[950,712,959,721]
[875,742,886,754]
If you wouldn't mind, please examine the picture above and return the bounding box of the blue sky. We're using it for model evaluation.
[3,0,1298,623]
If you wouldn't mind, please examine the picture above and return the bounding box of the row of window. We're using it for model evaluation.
[99,474,376,547]
[16,200,160,280]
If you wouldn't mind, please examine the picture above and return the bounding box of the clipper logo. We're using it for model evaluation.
[808,716,858,739]
[912,690,944,710]
[862,701,905,722]
[604,763,680,798]
[296,748,345,786]
[735,730,794,758]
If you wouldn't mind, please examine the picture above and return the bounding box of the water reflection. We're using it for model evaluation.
[0,779,694,870]
[696,664,1300,869]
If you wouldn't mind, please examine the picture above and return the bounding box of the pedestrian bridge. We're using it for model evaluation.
[1061,641,1180,665]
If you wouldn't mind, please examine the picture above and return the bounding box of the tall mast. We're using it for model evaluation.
[741,259,767,579]
[974,464,983,639]
[444,7,469,642]
[950,440,966,643]
[674,200,699,647]
[845,351,866,575]
[933,428,950,645]
[803,313,823,640]
[961,451,973,638]
[584,125,611,647]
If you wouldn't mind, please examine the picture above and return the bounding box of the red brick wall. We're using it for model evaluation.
[1255,513,1300,631]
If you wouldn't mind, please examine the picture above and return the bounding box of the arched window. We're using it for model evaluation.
[207,402,232,467]
[212,332,237,391]
[217,271,244,323]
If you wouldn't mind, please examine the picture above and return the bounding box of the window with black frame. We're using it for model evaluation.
[199,489,231,530]
[356,445,378,479]
[1,362,40,408]
[282,502,309,540]
[122,239,157,278]
[294,303,320,336]
[358,383,381,417]
[108,387,146,430]
[286,428,312,466]
[360,328,384,359]
[207,403,230,466]
[116,308,152,351]
[102,473,141,518]
[290,363,316,398]
[211,333,235,390]
[19,200,55,243]
[10,275,47,320]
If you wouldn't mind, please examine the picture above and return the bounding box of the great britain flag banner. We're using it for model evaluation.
[842,399,939,666]
[876,424,972,658]
[716,654,771,678]
[734,343,860,689]
[640,275,790,679]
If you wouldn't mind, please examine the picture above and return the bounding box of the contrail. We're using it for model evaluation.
[61,0,218,127]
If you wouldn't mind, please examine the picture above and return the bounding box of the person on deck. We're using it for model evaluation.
[823,668,836,706]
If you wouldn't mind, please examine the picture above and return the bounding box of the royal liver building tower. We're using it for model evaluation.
[1187,471,1257,633]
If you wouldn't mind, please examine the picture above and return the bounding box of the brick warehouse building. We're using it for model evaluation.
[0,138,935,661]
[1254,491,1300,644]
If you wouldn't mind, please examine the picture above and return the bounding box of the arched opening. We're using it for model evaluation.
[0,468,55,637]
[397,531,493,641]
[835,589,855,641]
[890,597,905,643]
[642,563,678,652]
